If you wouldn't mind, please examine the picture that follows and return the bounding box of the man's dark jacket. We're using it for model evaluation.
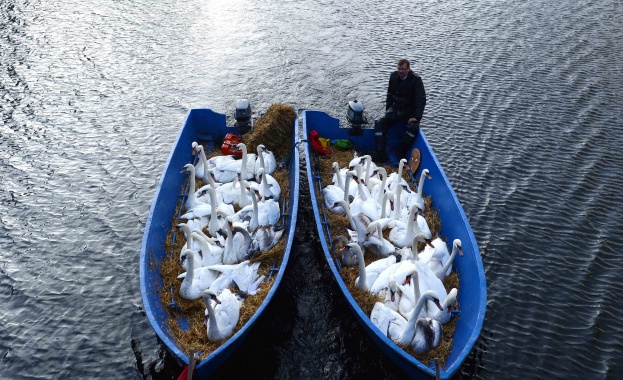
[385,71,426,120]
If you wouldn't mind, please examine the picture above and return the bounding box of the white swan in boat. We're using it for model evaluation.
[369,167,389,205]
[370,289,443,345]
[247,188,280,230]
[210,143,255,183]
[342,242,396,291]
[419,238,462,279]
[222,216,256,264]
[431,239,463,281]
[332,199,371,245]
[426,287,458,324]
[178,249,219,300]
[386,158,409,192]
[330,162,348,189]
[176,223,203,270]
[191,231,224,267]
[233,176,252,208]
[206,260,261,295]
[415,206,432,240]
[192,142,211,182]
[324,171,353,214]
[256,167,281,200]
[254,144,276,175]
[395,287,444,350]
[202,288,242,342]
[412,168,432,212]
[349,168,380,221]
[181,164,210,212]
[389,203,425,248]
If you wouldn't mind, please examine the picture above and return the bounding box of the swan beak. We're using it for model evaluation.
[390,289,396,302]
[433,298,443,311]
[426,239,435,248]
[458,247,464,256]
[426,173,432,180]
[402,274,412,286]
[390,200,394,211]
[212,295,222,304]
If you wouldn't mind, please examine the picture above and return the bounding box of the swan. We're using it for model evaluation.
[426,287,458,324]
[395,289,444,350]
[332,199,371,245]
[254,144,276,175]
[252,224,285,252]
[389,203,425,248]
[331,235,358,267]
[180,164,210,212]
[419,237,460,278]
[233,187,280,231]
[256,167,281,200]
[222,216,256,264]
[201,289,242,342]
[176,223,203,270]
[206,260,261,295]
[370,289,443,345]
[192,142,218,183]
[358,155,378,192]
[349,169,380,221]
[431,239,463,280]
[209,143,255,183]
[386,158,409,192]
[363,219,396,257]
[369,167,389,205]
[324,171,353,214]
[190,231,224,267]
[412,168,432,212]
[177,249,219,300]
[233,176,252,208]
[342,242,397,291]
[397,232,435,262]
[415,206,432,240]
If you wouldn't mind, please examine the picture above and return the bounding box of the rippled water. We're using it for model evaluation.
[2,0,623,378]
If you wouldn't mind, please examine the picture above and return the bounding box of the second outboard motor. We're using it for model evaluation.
[234,99,253,134]
[346,99,367,136]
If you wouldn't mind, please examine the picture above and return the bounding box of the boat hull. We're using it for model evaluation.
[139,108,299,378]
[303,110,486,379]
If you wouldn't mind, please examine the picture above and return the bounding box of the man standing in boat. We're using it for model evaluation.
[372,58,427,163]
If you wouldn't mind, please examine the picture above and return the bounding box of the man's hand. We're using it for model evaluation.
[407,118,420,124]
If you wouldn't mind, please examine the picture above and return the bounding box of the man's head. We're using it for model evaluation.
[397,58,411,79]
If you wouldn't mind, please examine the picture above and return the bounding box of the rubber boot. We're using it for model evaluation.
[396,121,419,159]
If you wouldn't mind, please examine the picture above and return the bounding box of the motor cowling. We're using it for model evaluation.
[346,100,367,136]
[234,99,253,134]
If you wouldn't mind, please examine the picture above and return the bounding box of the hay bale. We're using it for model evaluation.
[243,103,296,159]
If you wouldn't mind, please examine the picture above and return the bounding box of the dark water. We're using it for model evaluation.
[2,0,623,378]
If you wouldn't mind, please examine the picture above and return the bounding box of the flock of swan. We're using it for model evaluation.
[323,155,463,354]
[176,141,284,342]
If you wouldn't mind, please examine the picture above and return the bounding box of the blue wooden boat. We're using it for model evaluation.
[303,109,486,379]
[139,107,299,378]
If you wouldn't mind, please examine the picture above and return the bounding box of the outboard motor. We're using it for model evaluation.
[234,99,253,134]
[346,99,367,136]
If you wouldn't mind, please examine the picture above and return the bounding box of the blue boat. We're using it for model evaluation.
[139,107,299,378]
[302,109,486,379]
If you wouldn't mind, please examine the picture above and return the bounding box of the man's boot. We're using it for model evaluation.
[396,120,419,159]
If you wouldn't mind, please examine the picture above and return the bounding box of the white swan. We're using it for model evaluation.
[370,289,442,345]
[431,239,463,280]
[181,164,210,212]
[202,288,242,342]
[426,287,458,324]
[178,249,219,300]
[206,260,261,295]
[395,289,444,350]
[419,238,461,279]
[349,168,380,221]
[222,216,255,264]
[254,144,276,175]
[412,168,432,212]
[332,199,371,245]
[388,203,425,248]
[386,158,409,192]
[192,142,211,182]
[256,167,281,200]
[190,231,224,267]
[324,171,353,214]
[343,242,396,291]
